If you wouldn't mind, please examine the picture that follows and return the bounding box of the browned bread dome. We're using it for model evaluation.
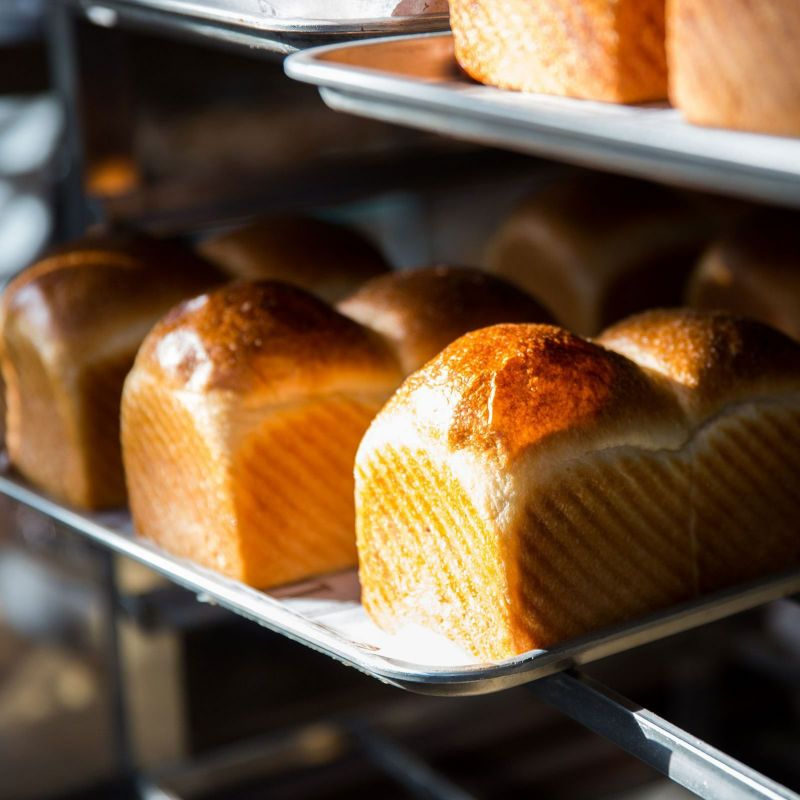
[198,216,389,302]
[338,265,554,374]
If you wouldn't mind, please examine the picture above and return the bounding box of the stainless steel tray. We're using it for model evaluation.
[77,0,450,54]
[285,33,800,207]
[2,469,798,696]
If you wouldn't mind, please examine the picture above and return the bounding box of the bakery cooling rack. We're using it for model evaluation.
[3,466,799,798]
[285,33,800,207]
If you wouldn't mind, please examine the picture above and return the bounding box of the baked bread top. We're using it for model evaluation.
[134,280,402,401]
[598,309,800,419]
[199,216,388,301]
[360,322,687,471]
[338,266,553,374]
[1,233,222,364]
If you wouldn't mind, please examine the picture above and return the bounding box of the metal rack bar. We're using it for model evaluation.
[529,670,799,800]
[348,721,475,800]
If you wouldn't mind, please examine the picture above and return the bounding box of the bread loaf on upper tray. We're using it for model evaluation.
[122,281,402,588]
[668,0,800,135]
[355,311,800,660]
[449,0,668,102]
[199,216,389,302]
[686,212,800,342]
[0,233,221,509]
[338,265,553,374]
[485,174,709,336]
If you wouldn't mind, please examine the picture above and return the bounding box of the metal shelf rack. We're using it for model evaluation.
[15,3,800,798]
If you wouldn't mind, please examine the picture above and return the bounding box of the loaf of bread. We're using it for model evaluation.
[356,311,800,660]
[198,216,388,302]
[121,282,402,588]
[687,212,800,341]
[486,174,709,336]
[668,0,800,135]
[0,234,221,509]
[449,0,668,102]
[338,265,553,374]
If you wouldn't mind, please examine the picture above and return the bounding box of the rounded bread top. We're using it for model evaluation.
[361,323,687,469]
[687,211,800,340]
[337,265,554,374]
[597,309,800,419]
[135,280,403,399]
[198,215,389,301]
[1,232,222,353]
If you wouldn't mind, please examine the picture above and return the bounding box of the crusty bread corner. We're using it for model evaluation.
[668,0,800,135]
[450,0,668,103]
[337,265,554,374]
[358,323,686,469]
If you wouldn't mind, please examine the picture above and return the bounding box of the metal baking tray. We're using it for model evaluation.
[285,33,800,207]
[76,0,450,54]
[2,468,798,696]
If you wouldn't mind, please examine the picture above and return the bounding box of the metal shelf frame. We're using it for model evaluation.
[285,33,800,209]
[25,7,800,800]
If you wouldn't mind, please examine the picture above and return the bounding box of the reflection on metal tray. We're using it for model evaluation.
[285,33,800,207]
[2,470,799,697]
[77,0,450,54]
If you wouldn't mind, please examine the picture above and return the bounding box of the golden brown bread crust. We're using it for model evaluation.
[337,266,554,374]
[485,174,709,336]
[0,234,222,508]
[198,216,389,302]
[357,312,800,659]
[597,309,800,420]
[668,0,800,135]
[136,281,401,398]
[387,324,686,462]
[686,212,800,341]
[450,0,668,102]
[123,280,403,587]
